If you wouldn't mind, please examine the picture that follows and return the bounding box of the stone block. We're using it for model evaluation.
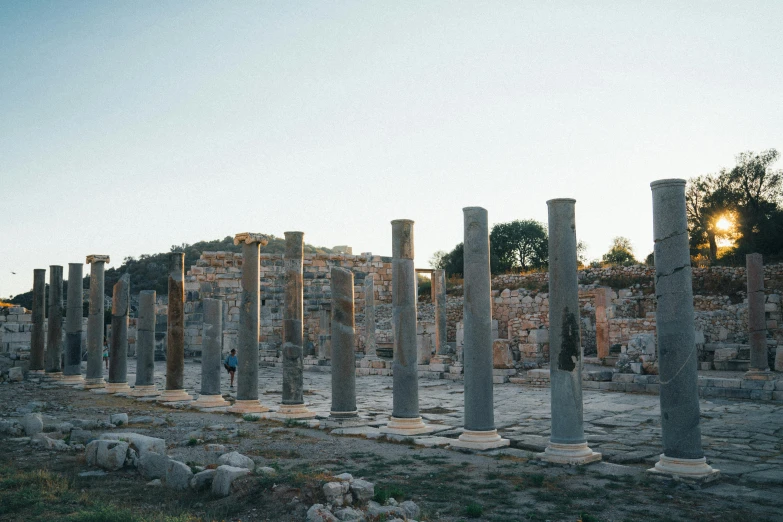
[165,459,193,490]
[528,328,549,344]
[22,414,43,436]
[138,452,169,480]
[212,465,251,497]
[350,478,374,502]
[492,339,514,369]
[612,373,635,383]
[217,451,255,471]
[8,367,23,381]
[99,432,165,458]
[86,440,129,471]
[714,346,738,361]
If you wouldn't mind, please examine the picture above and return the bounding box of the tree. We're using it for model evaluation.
[577,240,588,268]
[439,243,464,278]
[602,237,636,265]
[489,220,548,273]
[686,174,734,262]
[429,250,447,270]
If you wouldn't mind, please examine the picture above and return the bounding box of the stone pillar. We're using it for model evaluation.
[330,267,358,419]
[45,265,64,379]
[158,253,193,402]
[227,233,270,413]
[276,232,316,418]
[538,199,600,464]
[29,269,46,374]
[451,207,509,449]
[103,274,132,393]
[594,287,610,360]
[318,309,331,359]
[381,219,432,435]
[746,253,771,378]
[84,255,109,389]
[62,263,85,384]
[194,298,229,407]
[648,179,718,481]
[130,290,159,396]
[364,274,377,358]
[431,269,450,362]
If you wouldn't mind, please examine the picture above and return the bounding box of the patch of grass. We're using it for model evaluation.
[67,506,138,522]
[186,437,198,446]
[283,419,307,428]
[373,484,408,504]
[464,501,483,518]
[580,513,601,522]
[242,414,260,422]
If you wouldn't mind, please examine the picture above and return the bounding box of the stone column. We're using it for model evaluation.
[45,265,64,380]
[364,274,377,358]
[538,199,599,464]
[746,253,771,378]
[194,298,229,407]
[84,255,109,389]
[103,274,132,393]
[330,267,358,419]
[381,219,432,435]
[451,207,509,449]
[227,233,270,413]
[29,269,46,374]
[430,269,450,363]
[318,308,331,359]
[158,253,193,402]
[594,288,610,360]
[62,263,85,384]
[130,290,159,396]
[276,232,316,418]
[648,179,718,481]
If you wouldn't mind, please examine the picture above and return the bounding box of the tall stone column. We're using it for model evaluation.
[158,253,193,402]
[103,274,132,393]
[648,179,718,481]
[29,269,46,374]
[84,255,109,389]
[381,219,433,435]
[746,253,771,378]
[451,207,509,449]
[330,267,358,419]
[594,288,610,360]
[277,231,315,418]
[130,290,159,396]
[538,199,599,464]
[364,274,377,358]
[45,265,64,380]
[228,233,270,413]
[62,263,85,384]
[194,298,229,407]
[430,269,450,363]
[318,309,331,359]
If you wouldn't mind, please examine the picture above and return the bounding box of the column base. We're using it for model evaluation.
[273,403,317,419]
[193,394,230,408]
[380,416,436,436]
[59,374,85,385]
[537,442,602,465]
[647,454,720,482]
[743,369,775,380]
[227,399,270,414]
[450,429,510,450]
[105,382,133,394]
[83,378,106,389]
[329,409,359,420]
[156,389,194,403]
[128,385,160,397]
[430,355,452,364]
[44,372,63,381]
[29,369,45,375]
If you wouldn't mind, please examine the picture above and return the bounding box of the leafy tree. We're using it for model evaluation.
[489,220,548,273]
[439,243,464,278]
[686,174,734,262]
[429,250,447,270]
[602,237,636,265]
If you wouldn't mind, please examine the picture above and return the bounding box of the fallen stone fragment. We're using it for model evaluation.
[146,479,162,487]
[333,506,365,521]
[400,500,420,519]
[190,469,216,490]
[8,367,23,382]
[323,481,350,504]
[306,504,339,522]
[86,440,129,471]
[22,413,43,436]
[31,433,69,451]
[217,451,255,471]
[99,432,165,458]
[350,479,374,502]
[257,466,277,476]
[79,470,107,477]
[69,429,93,445]
[109,413,129,425]
[211,465,251,497]
[165,460,193,490]
[138,452,170,480]
[366,501,406,519]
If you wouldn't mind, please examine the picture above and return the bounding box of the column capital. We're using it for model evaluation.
[86,254,110,264]
[234,232,269,246]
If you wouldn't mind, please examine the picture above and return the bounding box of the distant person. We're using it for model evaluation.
[224,349,237,389]
[103,338,109,369]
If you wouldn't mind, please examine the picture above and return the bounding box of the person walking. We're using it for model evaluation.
[224,348,237,389]
[102,338,109,370]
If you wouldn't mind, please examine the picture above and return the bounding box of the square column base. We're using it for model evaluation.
[192,394,230,408]
[59,374,85,386]
[83,378,106,390]
[647,454,720,483]
[450,429,510,450]
[380,416,437,436]
[128,385,160,397]
[537,442,602,465]
[105,382,133,394]
[227,399,270,414]
[328,410,359,421]
[156,389,194,403]
[273,403,317,419]
[44,372,63,381]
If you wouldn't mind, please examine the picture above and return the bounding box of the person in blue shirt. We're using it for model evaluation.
[224,349,238,389]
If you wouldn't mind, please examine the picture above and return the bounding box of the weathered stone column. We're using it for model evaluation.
[451,207,509,449]
[594,288,610,360]
[130,290,159,396]
[84,255,109,389]
[45,265,64,380]
[103,274,132,393]
[430,269,450,363]
[746,253,771,378]
[364,274,377,358]
[29,269,46,374]
[227,233,270,413]
[318,309,331,359]
[538,199,599,464]
[381,219,432,435]
[194,298,229,407]
[330,267,358,418]
[648,179,718,481]
[62,263,85,384]
[158,253,193,402]
[276,232,316,418]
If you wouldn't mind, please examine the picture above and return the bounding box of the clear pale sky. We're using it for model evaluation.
[2,1,782,298]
